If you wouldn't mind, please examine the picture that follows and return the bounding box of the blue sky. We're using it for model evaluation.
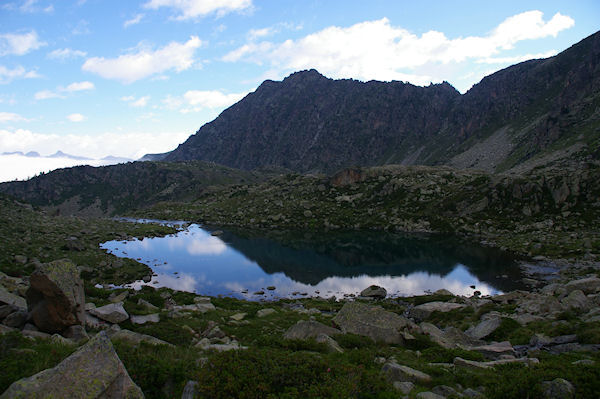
[0,0,598,166]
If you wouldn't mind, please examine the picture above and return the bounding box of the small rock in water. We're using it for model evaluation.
[211,230,224,236]
[266,286,276,291]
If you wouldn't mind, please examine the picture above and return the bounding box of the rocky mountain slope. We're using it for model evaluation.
[166,31,600,173]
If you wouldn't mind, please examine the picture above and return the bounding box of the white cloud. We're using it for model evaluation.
[224,11,574,86]
[47,48,87,60]
[124,13,144,28]
[19,0,53,13]
[163,89,247,113]
[248,27,273,41]
[64,81,94,92]
[34,81,94,100]
[0,127,189,160]
[0,30,46,56]
[34,90,64,100]
[0,65,40,84]
[122,95,151,107]
[67,113,85,122]
[143,0,252,20]
[0,112,27,123]
[82,36,203,83]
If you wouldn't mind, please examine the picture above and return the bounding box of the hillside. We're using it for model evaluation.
[166,31,600,173]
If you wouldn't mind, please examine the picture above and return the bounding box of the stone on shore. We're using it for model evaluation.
[359,285,387,299]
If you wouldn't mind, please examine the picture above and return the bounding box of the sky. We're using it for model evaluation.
[0,0,598,180]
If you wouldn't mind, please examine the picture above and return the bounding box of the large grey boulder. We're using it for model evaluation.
[26,259,85,333]
[90,302,129,324]
[283,320,341,340]
[561,290,592,312]
[465,315,502,339]
[565,277,600,294]
[109,328,172,346]
[541,378,575,399]
[0,331,144,399]
[359,285,387,299]
[408,301,466,321]
[332,302,409,344]
[420,322,481,349]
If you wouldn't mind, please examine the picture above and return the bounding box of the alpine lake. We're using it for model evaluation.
[100,220,526,300]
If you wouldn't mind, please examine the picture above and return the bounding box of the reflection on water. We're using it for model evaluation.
[100,224,524,299]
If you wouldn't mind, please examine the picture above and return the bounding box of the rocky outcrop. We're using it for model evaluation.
[332,302,409,344]
[0,331,144,399]
[26,259,85,333]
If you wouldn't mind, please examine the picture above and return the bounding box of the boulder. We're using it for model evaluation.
[26,260,85,333]
[0,304,15,319]
[420,322,481,349]
[565,277,600,294]
[470,341,515,360]
[315,333,344,353]
[0,286,26,309]
[130,313,160,325]
[416,392,445,399]
[137,298,159,312]
[465,315,502,340]
[541,378,575,399]
[359,285,387,299]
[89,302,129,324]
[3,310,28,329]
[332,302,409,344]
[109,291,129,303]
[283,320,341,340]
[181,380,198,399]
[381,362,432,383]
[561,290,592,312]
[408,301,466,321]
[62,325,89,343]
[0,331,143,399]
[393,381,414,394]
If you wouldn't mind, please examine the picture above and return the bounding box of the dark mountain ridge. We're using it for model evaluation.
[166,31,600,173]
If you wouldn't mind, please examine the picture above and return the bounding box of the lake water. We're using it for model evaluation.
[100,223,525,300]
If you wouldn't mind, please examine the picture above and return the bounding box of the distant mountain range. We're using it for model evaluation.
[1,151,133,163]
[163,30,599,173]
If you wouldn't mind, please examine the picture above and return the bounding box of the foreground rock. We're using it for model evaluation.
[408,301,466,321]
[381,362,432,384]
[0,331,144,399]
[333,302,409,344]
[0,286,26,309]
[26,259,85,333]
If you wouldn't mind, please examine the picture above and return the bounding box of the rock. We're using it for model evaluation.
[0,324,17,334]
[62,325,88,343]
[195,338,246,352]
[0,304,15,319]
[0,331,143,399]
[196,303,216,313]
[565,277,600,294]
[332,302,409,344]
[360,285,387,299]
[453,357,491,370]
[26,259,85,333]
[109,291,129,303]
[463,388,485,398]
[416,392,445,399]
[561,289,592,312]
[420,322,481,349]
[110,328,172,346]
[181,380,198,399]
[3,310,28,328]
[432,385,461,397]
[14,255,27,264]
[454,356,537,370]
[230,313,247,321]
[572,359,595,366]
[433,289,454,296]
[283,320,341,340]
[257,308,276,317]
[85,313,104,329]
[517,294,563,315]
[315,333,344,353]
[130,313,160,324]
[89,302,129,324]
[211,230,223,236]
[470,341,515,360]
[0,286,26,309]
[465,315,502,339]
[137,298,159,311]
[193,296,211,304]
[393,381,414,394]
[408,301,466,321]
[541,378,575,399]
[381,362,432,383]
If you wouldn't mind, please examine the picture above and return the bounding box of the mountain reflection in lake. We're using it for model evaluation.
[100,224,525,300]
